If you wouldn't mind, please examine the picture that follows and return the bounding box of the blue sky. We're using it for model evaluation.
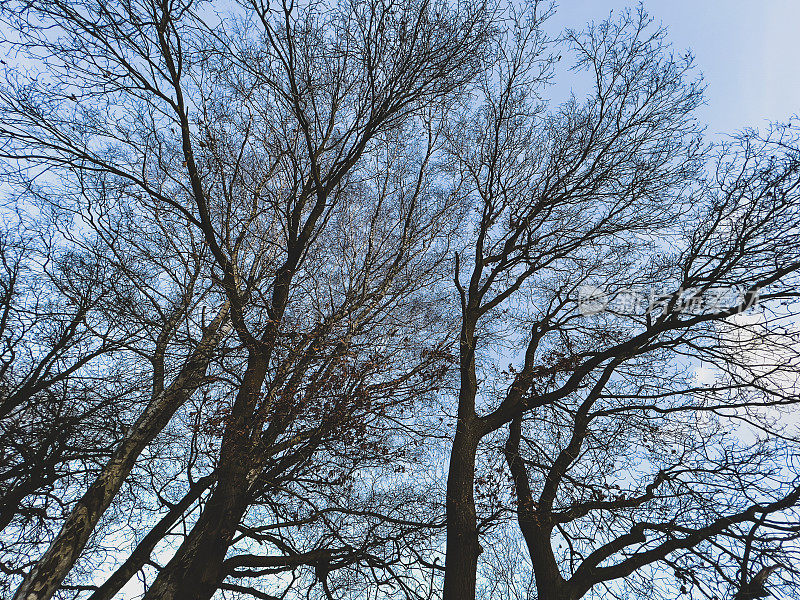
[551,0,800,135]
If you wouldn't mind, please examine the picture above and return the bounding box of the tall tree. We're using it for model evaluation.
[1,0,489,598]
[441,6,800,600]
[0,210,130,586]
[2,2,800,600]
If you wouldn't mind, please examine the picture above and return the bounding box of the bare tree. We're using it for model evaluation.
[0,117,232,598]
[441,6,800,600]
[3,2,800,600]
[130,0,485,592]
[0,212,129,586]
[0,0,489,598]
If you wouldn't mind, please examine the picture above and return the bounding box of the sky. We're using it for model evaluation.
[2,2,799,597]
[549,0,800,136]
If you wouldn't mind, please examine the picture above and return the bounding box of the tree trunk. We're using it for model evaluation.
[525,528,575,600]
[136,462,252,600]
[141,351,268,600]
[13,307,229,600]
[443,317,483,600]
[443,423,480,600]
[505,414,575,600]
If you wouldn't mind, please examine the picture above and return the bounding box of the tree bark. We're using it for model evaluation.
[140,351,269,600]
[443,426,480,600]
[443,323,481,600]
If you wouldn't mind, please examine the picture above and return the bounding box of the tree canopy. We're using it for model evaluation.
[1,1,799,600]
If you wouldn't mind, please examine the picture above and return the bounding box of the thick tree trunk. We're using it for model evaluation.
[136,462,252,600]
[534,585,578,600]
[141,250,299,599]
[13,307,229,600]
[443,427,480,600]
[141,352,269,600]
[442,317,484,600]
[526,529,576,600]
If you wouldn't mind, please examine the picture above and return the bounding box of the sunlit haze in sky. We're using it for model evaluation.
[551,0,800,136]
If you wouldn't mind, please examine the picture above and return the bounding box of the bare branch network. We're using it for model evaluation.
[0,1,799,600]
